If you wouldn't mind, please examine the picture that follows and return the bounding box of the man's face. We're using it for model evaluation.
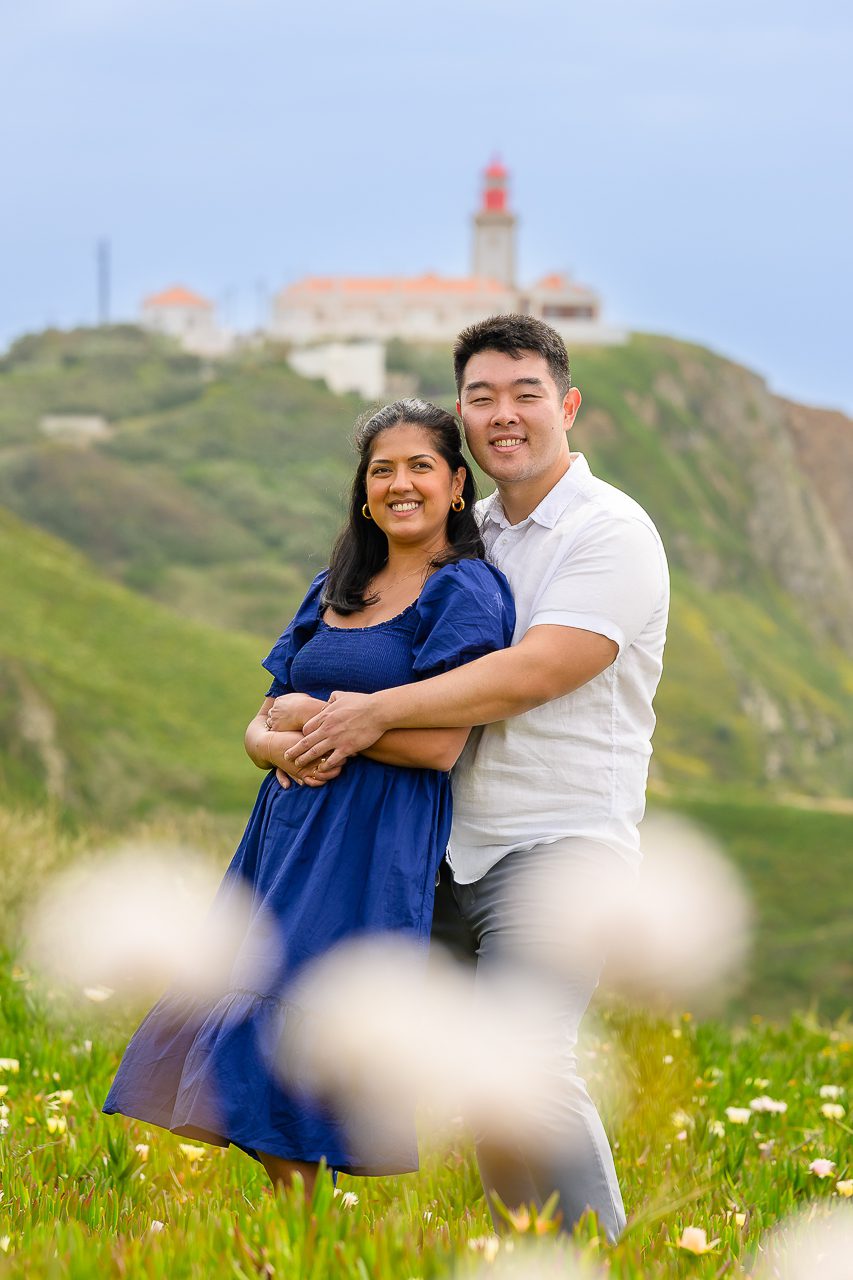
[457,349,581,487]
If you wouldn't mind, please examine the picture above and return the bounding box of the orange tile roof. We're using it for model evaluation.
[285,274,510,296]
[532,273,598,297]
[143,285,213,309]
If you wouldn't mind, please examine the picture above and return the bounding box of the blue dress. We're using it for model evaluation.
[102,559,515,1175]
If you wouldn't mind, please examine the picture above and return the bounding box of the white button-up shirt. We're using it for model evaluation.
[447,453,669,883]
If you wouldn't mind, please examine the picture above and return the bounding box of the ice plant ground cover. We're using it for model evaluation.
[0,955,851,1278]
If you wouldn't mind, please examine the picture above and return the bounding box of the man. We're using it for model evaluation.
[286,314,669,1239]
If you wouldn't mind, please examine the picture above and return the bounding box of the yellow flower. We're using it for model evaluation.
[836,1180,853,1197]
[727,1210,747,1227]
[58,1090,74,1105]
[821,1103,845,1120]
[678,1226,719,1254]
[0,1086,7,1097]
[0,1236,10,1253]
[177,1143,206,1161]
[0,1059,20,1073]
[46,1115,67,1135]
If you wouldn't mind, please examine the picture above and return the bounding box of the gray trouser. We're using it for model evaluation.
[432,838,628,1242]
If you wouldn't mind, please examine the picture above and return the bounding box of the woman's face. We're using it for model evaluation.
[364,423,466,552]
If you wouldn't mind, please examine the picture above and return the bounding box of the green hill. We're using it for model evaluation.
[0,507,267,823]
[1,325,851,798]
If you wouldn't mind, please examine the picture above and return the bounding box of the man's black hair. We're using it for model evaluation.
[453,313,571,398]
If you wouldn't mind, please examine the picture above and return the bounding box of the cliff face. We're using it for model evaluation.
[580,341,853,648]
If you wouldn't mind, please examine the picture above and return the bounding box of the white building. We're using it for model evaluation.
[287,341,386,400]
[272,161,624,347]
[140,285,233,357]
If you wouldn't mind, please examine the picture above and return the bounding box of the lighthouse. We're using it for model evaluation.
[472,159,517,287]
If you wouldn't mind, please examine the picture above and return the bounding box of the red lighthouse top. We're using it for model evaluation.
[481,158,509,213]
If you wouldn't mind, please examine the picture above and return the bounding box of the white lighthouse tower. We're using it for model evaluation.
[472,158,517,286]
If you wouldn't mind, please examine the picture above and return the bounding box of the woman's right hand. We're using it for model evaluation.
[265,693,328,734]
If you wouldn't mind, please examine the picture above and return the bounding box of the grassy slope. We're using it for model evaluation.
[0,954,850,1277]
[0,508,267,823]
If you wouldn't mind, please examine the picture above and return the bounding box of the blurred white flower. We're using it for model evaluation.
[755,1203,853,1280]
[504,812,752,1008]
[24,843,283,1002]
[135,1143,149,1162]
[0,1060,20,1073]
[750,1096,787,1114]
[708,1120,726,1137]
[809,1159,837,1178]
[149,1220,165,1234]
[725,1107,751,1125]
[822,1103,845,1120]
[277,936,607,1159]
[820,1086,844,1100]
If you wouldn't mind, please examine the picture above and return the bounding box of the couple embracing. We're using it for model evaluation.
[103,313,669,1242]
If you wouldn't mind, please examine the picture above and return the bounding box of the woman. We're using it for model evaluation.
[102,399,515,1194]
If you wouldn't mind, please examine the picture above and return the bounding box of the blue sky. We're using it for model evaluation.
[2,0,850,411]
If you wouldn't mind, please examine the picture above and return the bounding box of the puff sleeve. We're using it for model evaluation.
[261,570,328,697]
[411,559,515,680]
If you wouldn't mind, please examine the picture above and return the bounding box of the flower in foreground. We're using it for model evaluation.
[708,1120,726,1137]
[836,1180,853,1197]
[177,1143,206,1161]
[821,1103,845,1120]
[677,1226,719,1254]
[750,1095,787,1114]
[149,1221,165,1234]
[820,1085,843,1100]
[46,1115,67,1135]
[0,1059,20,1073]
[468,1236,501,1262]
[333,1190,359,1208]
[725,1107,751,1124]
[808,1158,836,1178]
[83,986,114,1003]
[135,1143,149,1162]
[0,1236,10,1253]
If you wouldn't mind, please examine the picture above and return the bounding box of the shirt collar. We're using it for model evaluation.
[481,453,591,531]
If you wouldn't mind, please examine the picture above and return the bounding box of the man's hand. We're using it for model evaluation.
[268,730,346,789]
[284,691,387,770]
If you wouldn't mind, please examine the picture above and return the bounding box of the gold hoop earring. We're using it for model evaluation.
[361,504,373,520]
[451,496,465,512]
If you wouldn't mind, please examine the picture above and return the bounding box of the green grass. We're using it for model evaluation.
[0,953,851,1277]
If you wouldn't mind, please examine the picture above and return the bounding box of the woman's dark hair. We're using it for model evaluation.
[323,398,484,616]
